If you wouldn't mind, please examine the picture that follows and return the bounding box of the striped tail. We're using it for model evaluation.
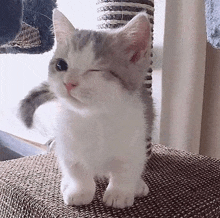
[19,82,56,128]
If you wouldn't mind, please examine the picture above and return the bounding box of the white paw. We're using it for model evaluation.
[103,188,135,209]
[61,178,68,194]
[63,187,95,206]
[135,179,149,197]
[61,179,95,206]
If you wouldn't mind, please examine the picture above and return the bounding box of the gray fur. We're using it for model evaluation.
[71,29,109,59]
[19,82,56,128]
[91,31,110,59]
[72,30,92,51]
[141,86,155,157]
[141,86,155,137]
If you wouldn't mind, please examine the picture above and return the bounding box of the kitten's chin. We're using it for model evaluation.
[62,96,85,109]
[60,96,94,116]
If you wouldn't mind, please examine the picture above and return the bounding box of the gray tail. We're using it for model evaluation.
[19,82,56,128]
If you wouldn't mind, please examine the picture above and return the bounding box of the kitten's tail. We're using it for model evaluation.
[19,82,56,128]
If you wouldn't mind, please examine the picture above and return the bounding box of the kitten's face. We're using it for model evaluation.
[49,40,125,113]
[48,10,151,114]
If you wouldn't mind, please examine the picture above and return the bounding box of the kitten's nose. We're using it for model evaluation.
[64,82,77,94]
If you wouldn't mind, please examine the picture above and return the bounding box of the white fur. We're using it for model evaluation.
[49,10,151,209]
[55,92,148,208]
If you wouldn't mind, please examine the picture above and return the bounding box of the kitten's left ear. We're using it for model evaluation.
[53,9,75,44]
[117,12,151,64]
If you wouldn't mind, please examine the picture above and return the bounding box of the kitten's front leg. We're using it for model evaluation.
[103,164,149,208]
[59,160,96,206]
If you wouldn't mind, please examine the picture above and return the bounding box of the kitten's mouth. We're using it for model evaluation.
[68,94,82,104]
[66,93,87,108]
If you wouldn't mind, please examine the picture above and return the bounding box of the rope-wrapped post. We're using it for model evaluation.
[97,0,154,95]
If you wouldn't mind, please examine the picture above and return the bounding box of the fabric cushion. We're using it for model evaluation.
[0,144,220,217]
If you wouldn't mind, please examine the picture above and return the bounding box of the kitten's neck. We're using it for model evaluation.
[62,91,143,119]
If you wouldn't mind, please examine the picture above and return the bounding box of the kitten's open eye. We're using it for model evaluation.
[56,59,68,71]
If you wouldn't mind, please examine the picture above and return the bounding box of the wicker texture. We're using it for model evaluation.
[0,144,220,217]
[97,0,154,94]
[0,22,41,49]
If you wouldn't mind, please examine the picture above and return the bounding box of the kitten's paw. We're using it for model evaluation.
[61,178,96,206]
[103,188,135,209]
[61,178,68,194]
[135,179,149,197]
[62,185,95,206]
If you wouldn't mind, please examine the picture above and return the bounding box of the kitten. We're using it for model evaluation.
[19,9,154,208]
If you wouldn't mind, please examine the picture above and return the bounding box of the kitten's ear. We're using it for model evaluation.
[53,9,75,44]
[116,12,151,64]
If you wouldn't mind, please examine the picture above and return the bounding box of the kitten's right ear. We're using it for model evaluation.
[53,9,75,44]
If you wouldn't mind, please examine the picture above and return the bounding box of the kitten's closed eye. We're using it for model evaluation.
[56,59,68,71]
[83,69,101,76]
[89,70,101,72]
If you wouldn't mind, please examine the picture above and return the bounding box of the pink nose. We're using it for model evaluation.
[64,82,77,95]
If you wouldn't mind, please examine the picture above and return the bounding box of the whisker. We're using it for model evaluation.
[35,11,53,22]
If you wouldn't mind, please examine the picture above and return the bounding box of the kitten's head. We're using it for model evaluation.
[48,9,151,114]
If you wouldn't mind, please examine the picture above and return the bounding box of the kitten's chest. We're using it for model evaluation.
[71,114,141,150]
[60,112,133,149]
[57,108,145,158]
[69,115,114,147]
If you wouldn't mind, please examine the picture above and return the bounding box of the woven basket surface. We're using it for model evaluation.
[0,144,220,218]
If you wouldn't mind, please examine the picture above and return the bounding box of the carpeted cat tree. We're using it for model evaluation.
[0,0,57,54]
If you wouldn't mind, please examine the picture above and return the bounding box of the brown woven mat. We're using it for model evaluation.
[0,144,220,217]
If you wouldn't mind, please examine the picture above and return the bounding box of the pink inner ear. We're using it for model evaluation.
[130,51,141,63]
[126,26,150,63]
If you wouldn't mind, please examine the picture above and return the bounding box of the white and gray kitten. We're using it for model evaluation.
[19,9,154,208]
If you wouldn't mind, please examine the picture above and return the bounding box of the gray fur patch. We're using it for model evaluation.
[71,30,95,51]
[71,29,110,59]
[141,87,155,136]
[91,31,110,59]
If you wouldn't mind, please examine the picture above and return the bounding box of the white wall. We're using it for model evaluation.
[56,0,98,30]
